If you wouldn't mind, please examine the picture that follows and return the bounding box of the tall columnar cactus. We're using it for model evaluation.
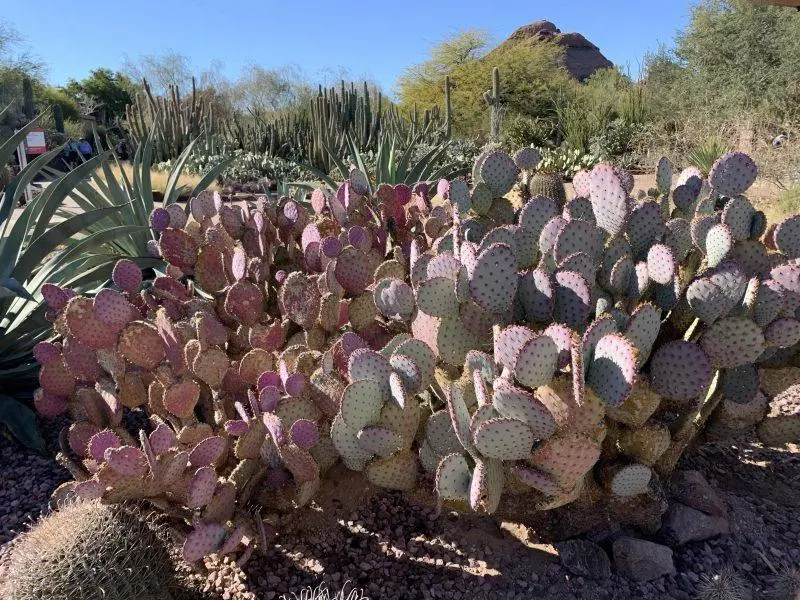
[483,67,502,141]
[30,147,799,566]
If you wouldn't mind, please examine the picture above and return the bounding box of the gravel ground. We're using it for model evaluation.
[1,419,798,600]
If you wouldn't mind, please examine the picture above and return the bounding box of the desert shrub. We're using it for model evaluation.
[775,185,800,217]
[502,114,558,149]
[282,582,369,600]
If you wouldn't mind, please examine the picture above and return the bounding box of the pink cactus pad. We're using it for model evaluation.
[289,419,319,450]
[93,289,137,331]
[150,207,170,232]
[32,341,62,365]
[33,389,68,417]
[112,259,143,294]
[88,429,121,462]
[104,445,149,477]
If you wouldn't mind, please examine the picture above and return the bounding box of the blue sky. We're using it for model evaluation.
[5,0,694,97]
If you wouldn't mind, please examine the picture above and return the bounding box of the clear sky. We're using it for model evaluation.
[5,0,694,96]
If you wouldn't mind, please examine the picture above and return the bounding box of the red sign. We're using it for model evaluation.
[25,129,47,155]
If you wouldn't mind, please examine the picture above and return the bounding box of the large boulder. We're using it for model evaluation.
[504,20,614,81]
[557,539,611,579]
[660,503,730,546]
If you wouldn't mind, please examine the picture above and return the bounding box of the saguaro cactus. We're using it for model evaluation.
[483,67,502,141]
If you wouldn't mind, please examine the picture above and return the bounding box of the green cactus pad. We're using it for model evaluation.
[356,425,403,457]
[470,182,494,215]
[514,147,541,170]
[510,465,561,495]
[539,216,568,256]
[587,334,637,406]
[672,184,697,212]
[183,523,226,563]
[479,150,519,196]
[646,244,676,286]
[519,196,558,241]
[446,383,477,454]
[627,202,664,259]
[773,215,800,259]
[553,270,591,330]
[435,453,472,502]
[450,179,470,214]
[650,340,713,401]
[656,157,672,194]
[664,218,693,261]
[491,378,557,439]
[393,338,436,390]
[341,379,384,431]
[543,323,573,370]
[701,317,765,368]
[709,152,757,197]
[416,276,459,317]
[511,333,558,389]
[722,196,756,241]
[583,315,619,365]
[706,224,734,268]
[554,219,603,265]
[188,466,217,508]
[529,433,601,489]
[624,303,662,367]
[331,414,374,471]
[558,252,595,284]
[690,213,720,254]
[469,458,504,514]
[365,450,418,490]
[377,395,419,450]
[518,269,554,322]
[563,197,596,224]
[589,164,629,236]
[470,243,518,313]
[754,280,784,328]
[721,365,760,404]
[764,317,800,348]
[419,440,441,473]
[472,417,535,460]
[609,464,652,497]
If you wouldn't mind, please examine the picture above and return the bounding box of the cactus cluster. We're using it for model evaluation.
[32,148,800,565]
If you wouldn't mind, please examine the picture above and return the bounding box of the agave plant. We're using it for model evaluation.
[293,131,465,198]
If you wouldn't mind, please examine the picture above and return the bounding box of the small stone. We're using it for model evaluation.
[670,470,726,517]
[613,537,676,582]
[557,539,612,579]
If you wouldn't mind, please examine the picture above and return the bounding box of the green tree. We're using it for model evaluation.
[674,0,800,123]
[398,30,572,138]
[64,68,135,123]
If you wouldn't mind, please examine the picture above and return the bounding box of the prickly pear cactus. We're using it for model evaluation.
[31,149,798,564]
